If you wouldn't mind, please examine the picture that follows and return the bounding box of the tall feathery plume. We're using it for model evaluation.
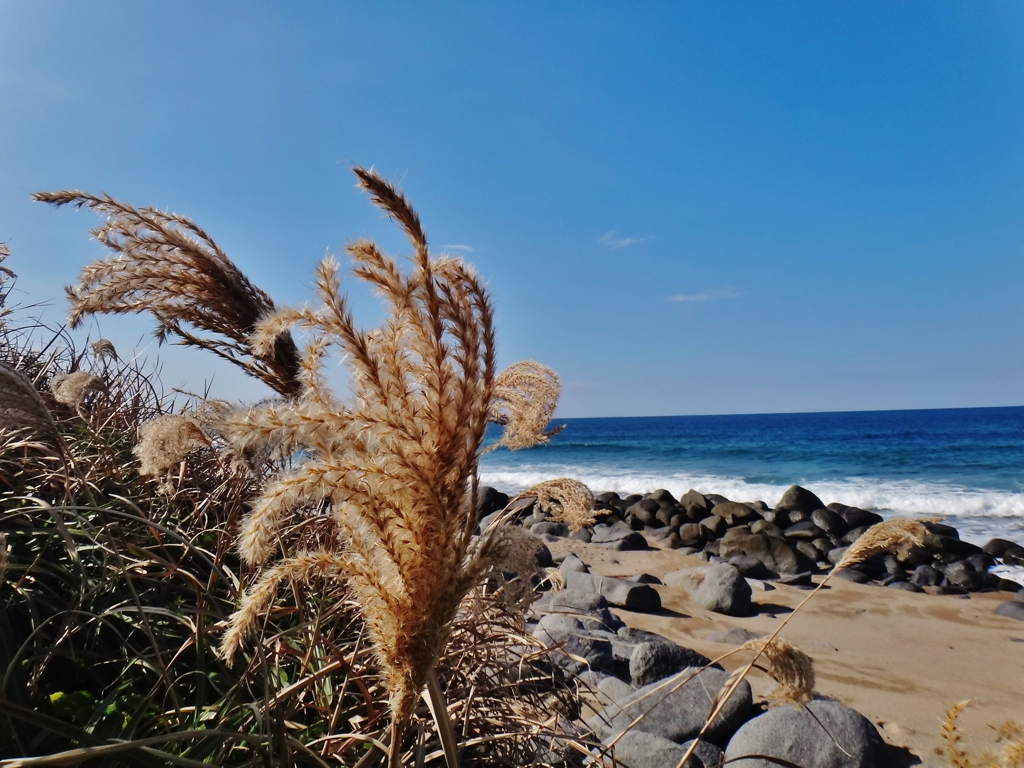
[49,370,104,410]
[223,168,535,766]
[836,517,933,569]
[32,191,303,397]
[486,360,565,451]
[739,636,815,706]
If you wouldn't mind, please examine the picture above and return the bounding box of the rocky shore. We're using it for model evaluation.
[478,484,1024,767]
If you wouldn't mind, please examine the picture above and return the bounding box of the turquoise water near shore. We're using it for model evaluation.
[479,406,1024,545]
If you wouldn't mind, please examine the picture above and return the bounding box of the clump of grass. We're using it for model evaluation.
[509,478,596,532]
[33,190,303,397]
[938,702,1024,768]
[221,167,593,766]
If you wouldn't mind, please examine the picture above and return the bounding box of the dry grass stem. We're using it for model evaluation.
[133,414,210,478]
[486,360,565,451]
[33,190,303,396]
[740,636,815,706]
[510,478,596,531]
[837,517,934,568]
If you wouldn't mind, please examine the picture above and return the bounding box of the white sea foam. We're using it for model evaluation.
[478,465,1024,543]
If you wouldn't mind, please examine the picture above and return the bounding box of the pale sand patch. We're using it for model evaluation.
[549,538,1024,764]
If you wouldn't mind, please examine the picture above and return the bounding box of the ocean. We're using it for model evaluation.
[479,406,1024,547]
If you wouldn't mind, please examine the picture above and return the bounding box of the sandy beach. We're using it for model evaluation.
[549,537,1024,765]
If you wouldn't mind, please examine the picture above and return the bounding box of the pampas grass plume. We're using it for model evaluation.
[0,363,61,450]
[740,636,815,706]
[837,517,933,569]
[487,360,565,451]
[134,414,210,477]
[510,477,596,531]
[49,370,104,408]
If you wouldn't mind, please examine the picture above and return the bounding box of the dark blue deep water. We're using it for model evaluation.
[479,407,1024,543]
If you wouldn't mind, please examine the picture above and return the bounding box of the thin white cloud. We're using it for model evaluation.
[598,231,646,250]
[666,288,741,303]
[442,244,474,252]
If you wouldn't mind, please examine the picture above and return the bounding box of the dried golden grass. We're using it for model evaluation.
[509,477,596,531]
[937,702,1024,768]
[224,167,534,758]
[740,636,815,706]
[32,190,302,397]
[486,360,565,451]
[837,517,933,569]
[49,370,104,409]
[0,362,62,450]
[90,338,118,360]
[133,414,210,478]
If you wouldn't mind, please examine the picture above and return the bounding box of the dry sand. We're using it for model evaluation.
[550,538,1024,765]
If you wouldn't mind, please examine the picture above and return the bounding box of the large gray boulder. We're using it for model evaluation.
[536,589,623,631]
[630,641,712,687]
[565,571,662,613]
[664,563,753,616]
[612,731,721,768]
[595,666,752,745]
[775,485,826,515]
[995,601,1024,622]
[724,699,884,767]
[532,614,613,675]
[719,531,805,575]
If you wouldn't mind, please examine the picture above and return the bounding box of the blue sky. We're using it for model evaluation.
[2,2,1024,417]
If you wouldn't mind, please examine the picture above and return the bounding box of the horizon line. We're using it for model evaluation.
[553,403,1024,420]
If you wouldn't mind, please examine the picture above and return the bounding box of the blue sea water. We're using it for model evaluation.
[479,406,1024,545]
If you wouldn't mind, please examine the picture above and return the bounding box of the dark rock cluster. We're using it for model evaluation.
[481,483,1024,620]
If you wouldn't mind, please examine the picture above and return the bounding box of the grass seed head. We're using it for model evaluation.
[741,636,816,706]
[133,414,210,477]
[837,517,933,569]
[510,477,596,531]
[487,360,565,451]
[0,363,61,450]
[49,370,104,408]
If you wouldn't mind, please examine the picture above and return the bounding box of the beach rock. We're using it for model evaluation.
[571,527,593,542]
[538,589,623,631]
[592,522,648,549]
[719,531,805,575]
[724,699,884,768]
[983,538,1024,562]
[832,568,871,583]
[795,540,823,564]
[925,533,983,560]
[535,542,554,568]
[699,515,727,537]
[665,563,752,616]
[559,554,589,577]
[829,504,884,529]
[477,486,510,518]
[775,485,826,515]
[533,614,614,674]
[727,554,778,580]
[841,526,872,545]
[886,580,923,592]
[707,627,764,644]
[595,491,622,510]
[785,520,827,540]
[610,731,685,768]
[630,641,713,687]
[966,552,997,571]
[597,667,752,745]
[680,489,710,510]
[606,579,662,613]
[910,564,944,587]
[705,493,730,507]
[1016,588,1024,602]
[749,519,785,538]
[531,521,569,538]
[598,675,635,704]
[677,523,706,548]
[827,546,849,566]
[811,508,849,537]
[942,561,997,591]
[995,601,1024,622]
[681,740,726,768]
[713,501,759,525]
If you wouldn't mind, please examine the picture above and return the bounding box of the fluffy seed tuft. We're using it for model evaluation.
[133,414,210,478]
[837,517,933,569]
[509,477,595,531]
[49,370,104,408]
[486,360,565,451]
[740,636,816,706]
